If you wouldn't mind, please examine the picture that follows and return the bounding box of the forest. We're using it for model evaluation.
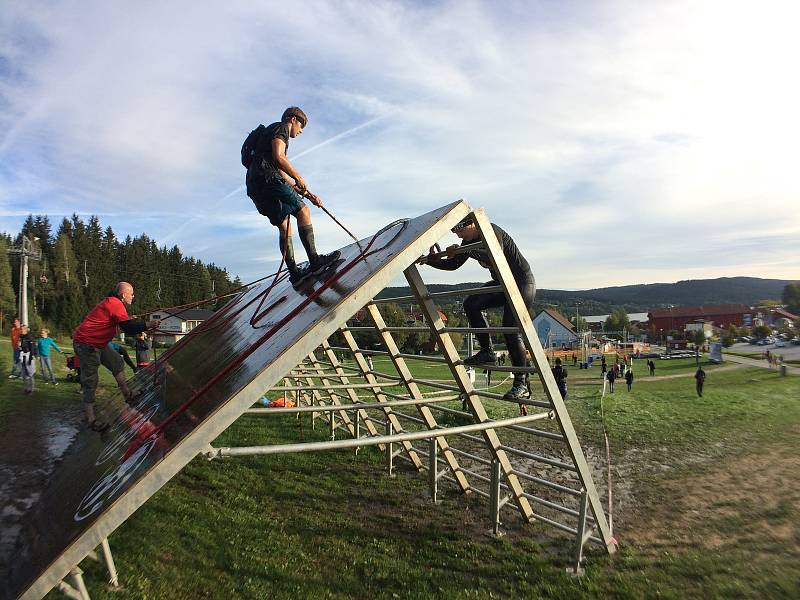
[0,214,241,336]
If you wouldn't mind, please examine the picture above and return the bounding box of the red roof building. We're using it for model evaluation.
[648,304,752,331]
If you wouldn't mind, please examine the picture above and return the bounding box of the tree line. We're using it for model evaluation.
[0,214,241,336]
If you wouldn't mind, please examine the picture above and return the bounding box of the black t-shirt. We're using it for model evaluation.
[552,365,568,383]
[257,122,290,177]
[428,223,534,285]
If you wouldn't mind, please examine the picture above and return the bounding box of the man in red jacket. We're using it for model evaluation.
[8,317,22,378]
[73,282,160,431]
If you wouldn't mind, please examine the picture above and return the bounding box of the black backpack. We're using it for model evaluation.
[241,124,266,169]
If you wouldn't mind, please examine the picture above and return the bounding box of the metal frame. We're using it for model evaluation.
[24,200,616,598]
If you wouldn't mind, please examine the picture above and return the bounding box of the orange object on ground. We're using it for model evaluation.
[268,397,296,408]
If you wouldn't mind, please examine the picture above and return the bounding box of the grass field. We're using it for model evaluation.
[2,338,798,599]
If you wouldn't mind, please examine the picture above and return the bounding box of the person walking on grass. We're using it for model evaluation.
[625,368,634,392]
[72,282,160,431]
[552,357,568,400]
[9,317,22,378]
[648,359,656,376]
[606,367,616,393]
[421,214,536,404]
[37,328,62,385]
[18,325,37,395]
[694,365,706,397]
[243,106,340,285]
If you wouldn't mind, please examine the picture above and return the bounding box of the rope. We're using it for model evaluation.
[598,381,615,539]
[293,185,364,251]
[123,219,409,459]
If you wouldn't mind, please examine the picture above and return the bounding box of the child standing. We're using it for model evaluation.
[18,325,38,394]
[37,328,63,385]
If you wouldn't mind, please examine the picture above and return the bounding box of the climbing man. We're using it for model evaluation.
[73,282,160,431]
[243,106,340,285]
[421,214,536,402]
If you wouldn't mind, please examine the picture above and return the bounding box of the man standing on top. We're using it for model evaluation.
[73,282,160,431]
[243,106,340,285]
[421,215,536,402]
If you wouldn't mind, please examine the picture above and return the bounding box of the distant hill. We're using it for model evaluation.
[375,277,793,315]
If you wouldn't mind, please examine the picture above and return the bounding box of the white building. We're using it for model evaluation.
[148,308,216,345]
[533,308,579,348]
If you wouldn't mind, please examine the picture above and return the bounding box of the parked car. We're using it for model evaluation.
[775,340,786,347]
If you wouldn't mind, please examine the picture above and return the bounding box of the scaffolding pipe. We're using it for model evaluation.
[246,395,459,415]
[371,284,503,304]
[210,412,552,458]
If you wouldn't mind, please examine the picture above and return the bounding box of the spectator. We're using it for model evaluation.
[648,360,656,376]
[37,328,62,385]
[606,368,616,393]
[625,369,634,392]
[109,340,137,373]
[72,282,160,431]
[552,357,568,400]
[572,352,577,367]
[694,366,706,397]
[601,356,607,377]
[8,317,22,378]
[134,332,153,369]
[18,324,37,395]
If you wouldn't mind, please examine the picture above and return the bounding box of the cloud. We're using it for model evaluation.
[1,0,798,290]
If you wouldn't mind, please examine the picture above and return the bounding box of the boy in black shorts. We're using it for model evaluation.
[244,106,340,284]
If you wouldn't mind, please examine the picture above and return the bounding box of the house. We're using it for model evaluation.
[647,304,751,332]
[148,308,216,345]
[753,306,798,328]
[533,308,578,348]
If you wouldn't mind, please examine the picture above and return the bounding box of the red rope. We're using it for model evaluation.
[140,225,387,446]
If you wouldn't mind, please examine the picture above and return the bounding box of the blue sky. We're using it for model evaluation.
[1,0,798,289]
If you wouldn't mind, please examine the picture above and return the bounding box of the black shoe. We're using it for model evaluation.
[503,384,530,401]
[89,419,110,432]
[309,251,341,274]
[288,265,311,286]
[463,349,497,366]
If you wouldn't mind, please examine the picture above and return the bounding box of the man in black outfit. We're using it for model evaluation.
[694,366,706,397]
[422,215,536,401]
[552,357,568,399]
[244,106,340,284]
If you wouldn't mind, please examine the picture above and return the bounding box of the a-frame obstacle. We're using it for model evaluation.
[7,201,616,600]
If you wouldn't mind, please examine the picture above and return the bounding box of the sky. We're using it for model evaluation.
[1,0,798,290]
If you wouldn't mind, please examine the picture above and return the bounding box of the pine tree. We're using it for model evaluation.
[51,232,88,334]
[0,238,18,333]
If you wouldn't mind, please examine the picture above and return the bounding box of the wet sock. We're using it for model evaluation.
[279,233,297,272]
[299,224,318,261]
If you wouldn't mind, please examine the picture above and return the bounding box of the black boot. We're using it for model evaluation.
[288,265,311,285]
[310,250,342,274]
[463,348,497,366]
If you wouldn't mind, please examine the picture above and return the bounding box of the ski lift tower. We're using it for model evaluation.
[7,235,42,326]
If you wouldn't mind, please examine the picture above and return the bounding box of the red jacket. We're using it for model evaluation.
[73,297,130,349]
[10,325,21,350]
